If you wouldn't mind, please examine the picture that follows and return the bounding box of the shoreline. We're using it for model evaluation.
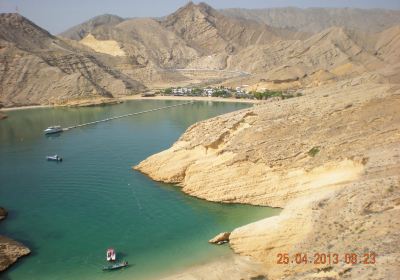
[122,95,260,104]
[1,104,52,112]
[0,95,260,112]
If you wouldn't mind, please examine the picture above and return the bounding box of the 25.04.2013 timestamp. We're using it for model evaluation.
[277,252,376,265]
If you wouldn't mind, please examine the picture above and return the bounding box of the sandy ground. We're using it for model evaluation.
[157,255,267,280]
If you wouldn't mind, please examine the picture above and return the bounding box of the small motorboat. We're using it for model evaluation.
[103,261,128,271]
[46,155,62,162]
[106,248,116,262]
[44,126,63,135]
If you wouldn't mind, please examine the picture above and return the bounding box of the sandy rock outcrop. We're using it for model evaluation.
[0,236,31,272]
[0,207,30,272]
[208,232,230,244]
[135,80,400,279]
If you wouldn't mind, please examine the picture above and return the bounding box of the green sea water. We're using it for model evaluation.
[0,100,280,280]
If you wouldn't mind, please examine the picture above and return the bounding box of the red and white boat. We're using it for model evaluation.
[106,248,116,262]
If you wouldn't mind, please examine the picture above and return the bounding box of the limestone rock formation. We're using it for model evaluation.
[0,236,31,272]
[135,79,400,278]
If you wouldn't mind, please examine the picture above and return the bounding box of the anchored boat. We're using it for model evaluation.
[46,155,62,162]
[103,261,128,271]
[44,126,63,135]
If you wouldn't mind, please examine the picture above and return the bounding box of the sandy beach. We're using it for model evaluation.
[1,105,52,112]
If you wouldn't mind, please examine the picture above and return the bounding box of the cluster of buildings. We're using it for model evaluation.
[166,86,251,98]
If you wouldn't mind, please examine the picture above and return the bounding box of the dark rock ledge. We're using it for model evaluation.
[0,207,30,272]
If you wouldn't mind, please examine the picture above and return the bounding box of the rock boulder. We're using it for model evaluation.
[208,232,230,244]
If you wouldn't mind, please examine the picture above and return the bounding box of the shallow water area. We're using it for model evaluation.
[0,100,280,280]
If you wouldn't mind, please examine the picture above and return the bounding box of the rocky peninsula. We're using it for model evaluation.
[0,207,30,272]
[135,78,400,279]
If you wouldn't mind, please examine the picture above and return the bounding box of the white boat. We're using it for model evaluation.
[106,248,116,262]
[46,155,62,162]
[44,126,63,135]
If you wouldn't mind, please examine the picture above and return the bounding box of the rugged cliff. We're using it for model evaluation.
[135,79,400,279]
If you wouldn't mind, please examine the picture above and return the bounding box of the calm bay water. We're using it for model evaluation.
[0,100,279,280]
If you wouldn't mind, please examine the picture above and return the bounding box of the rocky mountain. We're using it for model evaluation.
[161,2,288,55]
[1,3,400,107]
[222,25,400,90]
[0,13,145,107]
[222,7,400,33]
[59,14,124,41]
[59,2,299,73]
[59,3,399,91]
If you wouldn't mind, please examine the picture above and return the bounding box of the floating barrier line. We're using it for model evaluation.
[63,101,194,131]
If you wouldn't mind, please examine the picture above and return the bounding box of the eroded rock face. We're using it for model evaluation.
[135,80,400,279]
[0,207,31,272]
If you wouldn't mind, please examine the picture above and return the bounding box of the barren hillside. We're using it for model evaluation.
[0,13,145,107]
[222,7,400,33]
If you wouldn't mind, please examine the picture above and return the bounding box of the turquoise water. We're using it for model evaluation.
[0,100,280,280]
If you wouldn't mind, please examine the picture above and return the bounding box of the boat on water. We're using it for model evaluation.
[103,261,128,271]
[44,126,63,135]
[46,155,62,162]
[106,248,116,262]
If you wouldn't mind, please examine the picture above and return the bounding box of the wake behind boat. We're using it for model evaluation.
[44,126,63,135]
[102,261,128,271]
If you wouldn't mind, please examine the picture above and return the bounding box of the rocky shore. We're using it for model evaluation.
[135,79,400,279]
[0,207,30,272]
[0,111,7,120]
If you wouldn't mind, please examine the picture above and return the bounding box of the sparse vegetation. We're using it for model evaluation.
[308,146,320,157]
[212,89,232,98]
[250,90,299,100]
[163,88,172,95]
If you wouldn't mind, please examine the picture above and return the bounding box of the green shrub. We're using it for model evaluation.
[308,147,320,157]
